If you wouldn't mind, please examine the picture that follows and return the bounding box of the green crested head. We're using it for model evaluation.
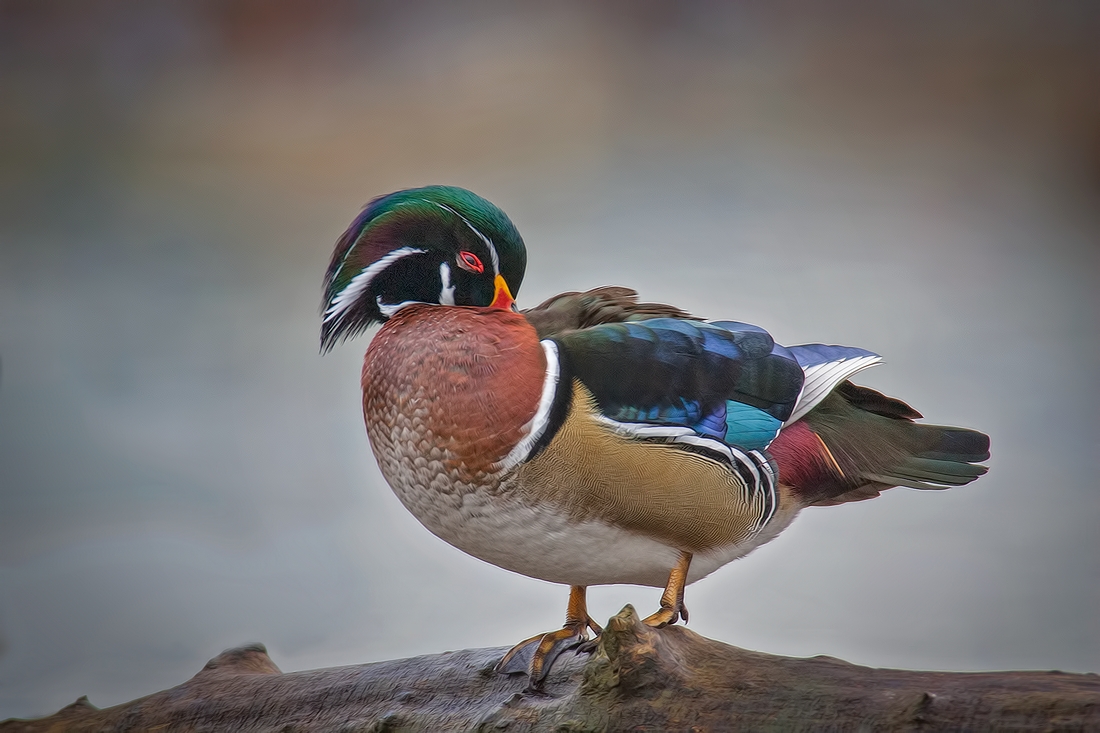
[321,186,527,352]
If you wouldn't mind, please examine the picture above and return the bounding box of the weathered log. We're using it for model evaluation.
[4,605,1097,732]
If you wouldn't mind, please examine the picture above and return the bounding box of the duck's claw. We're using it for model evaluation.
[575,636,601,655]
[496,585,601,689]
[642,603,684,628]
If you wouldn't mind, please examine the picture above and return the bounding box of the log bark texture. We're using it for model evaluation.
[4,605,1098,732]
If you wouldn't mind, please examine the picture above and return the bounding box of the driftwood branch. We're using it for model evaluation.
[4,605,1097,732]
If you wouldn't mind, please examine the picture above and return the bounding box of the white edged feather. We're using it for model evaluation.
[785,354,882,426]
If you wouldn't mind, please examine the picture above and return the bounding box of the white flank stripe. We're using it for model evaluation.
[671,434,736,462]
[785,355,882,426]
[621,425,694,438]
[324,246,425,323]
[595,417,694,440]
[728,445,762,488]
[748,449,778,532]
[597,414,777,531]
[432,202,500,275]
[438,262,456,305]
[751,450,777,487]
[496,340,561,471]
[595,416,674,436]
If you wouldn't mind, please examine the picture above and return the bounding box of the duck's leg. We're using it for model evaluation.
[643,551,693,627]
[496,585,602,686]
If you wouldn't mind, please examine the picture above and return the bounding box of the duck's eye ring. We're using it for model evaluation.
[457,250,484,273]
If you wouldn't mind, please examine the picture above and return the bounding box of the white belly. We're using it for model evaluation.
[397,487,796,588]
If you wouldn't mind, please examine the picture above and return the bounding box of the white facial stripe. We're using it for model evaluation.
[324,247,425,323]
[332,195,502,291]
[376,297,423,318]
[431,201,501,275]
[496,340,561,471]
[438,262,456,305]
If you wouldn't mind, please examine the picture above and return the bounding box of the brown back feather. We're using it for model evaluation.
[522,286,700,339]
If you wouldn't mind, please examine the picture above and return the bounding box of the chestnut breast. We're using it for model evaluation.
[362,304,546,490]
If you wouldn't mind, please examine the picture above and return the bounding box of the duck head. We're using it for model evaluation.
[321,186,527,352]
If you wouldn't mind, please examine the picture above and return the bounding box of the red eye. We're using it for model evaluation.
[458,250,484,273]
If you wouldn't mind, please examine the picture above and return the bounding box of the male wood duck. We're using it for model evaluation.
[320,185,990,687]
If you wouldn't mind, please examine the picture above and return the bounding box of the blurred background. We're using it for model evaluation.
[1,0,1098,720]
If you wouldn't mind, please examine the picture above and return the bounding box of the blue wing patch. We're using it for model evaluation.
[787,343,878,369]
[553,318,803,451]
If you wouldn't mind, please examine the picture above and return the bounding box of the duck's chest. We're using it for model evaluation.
[360,306,546,522]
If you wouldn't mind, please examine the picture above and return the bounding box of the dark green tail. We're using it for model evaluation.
[770,382,990,506]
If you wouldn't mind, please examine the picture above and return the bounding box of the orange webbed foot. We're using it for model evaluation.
[642,550,693,628]
[495,585,602,689]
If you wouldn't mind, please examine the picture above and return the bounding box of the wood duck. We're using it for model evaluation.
[320,186,990,687]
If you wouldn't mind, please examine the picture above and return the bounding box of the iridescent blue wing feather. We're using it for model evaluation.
[552,319,805,451]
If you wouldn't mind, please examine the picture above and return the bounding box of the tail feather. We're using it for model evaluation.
[865,455,988,491]
[922,425,991,463]
[834,380,923,420]
[769,382,989,506]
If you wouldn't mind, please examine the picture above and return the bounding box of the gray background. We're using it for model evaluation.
[1,0,1098,720]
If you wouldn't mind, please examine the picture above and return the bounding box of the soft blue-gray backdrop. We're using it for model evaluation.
[1,0,1098,720]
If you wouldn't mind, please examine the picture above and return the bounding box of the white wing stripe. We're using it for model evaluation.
[785,355,882,426]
